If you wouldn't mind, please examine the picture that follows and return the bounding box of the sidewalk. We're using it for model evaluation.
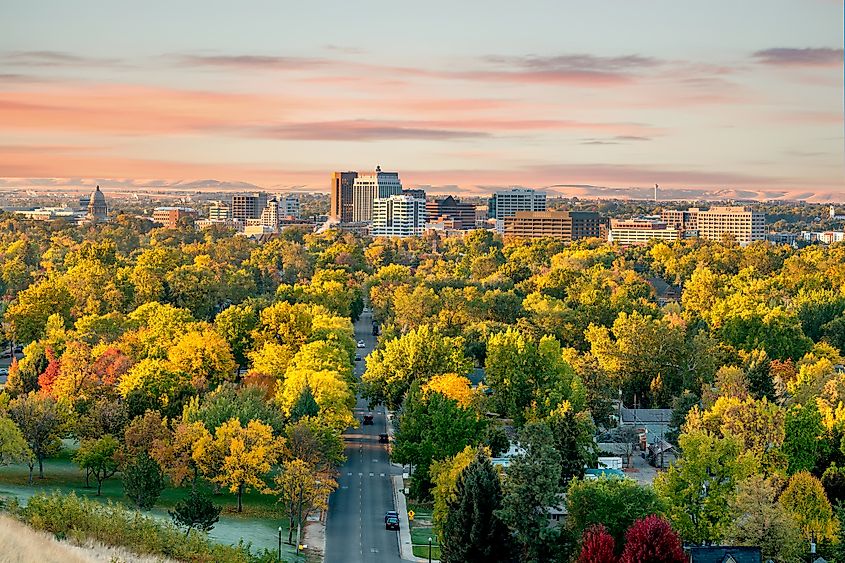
[392,475,417,561]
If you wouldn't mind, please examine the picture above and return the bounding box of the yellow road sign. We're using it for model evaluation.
[408,510,415,521]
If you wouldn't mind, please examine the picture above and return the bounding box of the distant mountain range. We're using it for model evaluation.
[0,178,843,203]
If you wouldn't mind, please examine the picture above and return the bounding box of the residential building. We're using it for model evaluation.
[660,208,699,230]
[504,210,601,240]
[152,207,198,229]
[208,200,232,221]
[232,192,268,221]
[87,185,108,221]
[831,205,845,220]
[488,188,547,232]
[687,546,762,563]
[352,166,402,222]
[802,231,845,244]
[426,196,477,230]
[371,194,426,237]
[608,217,682,246]
[696,206,765,245]
[330,171,357,222]
[277,194,300,219]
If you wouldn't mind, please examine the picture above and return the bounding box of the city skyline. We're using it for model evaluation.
[1,0,843,200]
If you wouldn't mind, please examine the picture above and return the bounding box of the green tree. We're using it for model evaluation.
[123,452,165,510]
[362,325,471,409]
[783,403,827,475]
[214,303,258,368]
[7,392,66,482]
[184,384,285,436]
[725,475,804,563]
[566,477,665,545]
[169,489,221,537]
[654,430,755,544]
[0,416,32,466]
[290,385,320,422]
[497,421,562,562]
[547,405,597,486]
[392,387,484,498]
[5,278,73,343]
[75,435,120,495]
[440,452,512,563]
[779,471,837,542]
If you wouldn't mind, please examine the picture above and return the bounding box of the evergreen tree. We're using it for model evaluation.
[743,349,775,401]
[169,489,221,537]
[123,452,165,510]
[498,421,562,562]
[441,451,512,563]
[290,384,320,421]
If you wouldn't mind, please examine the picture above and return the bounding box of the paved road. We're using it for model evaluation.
[324,310,403,563]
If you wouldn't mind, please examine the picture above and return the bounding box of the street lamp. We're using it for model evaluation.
[428,536,432,563]
[278,526,282,563]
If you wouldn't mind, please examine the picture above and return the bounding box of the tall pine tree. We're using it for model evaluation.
[441,450,512,563]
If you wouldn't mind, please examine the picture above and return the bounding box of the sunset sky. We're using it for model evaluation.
[1,0,843,198]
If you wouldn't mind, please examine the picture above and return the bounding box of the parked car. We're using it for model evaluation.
[385,516,399,531]
[378,433,389,444]
[357,340,366,348]
[384,510,398,523]
[363,414,374,425]
[355,354,362,362]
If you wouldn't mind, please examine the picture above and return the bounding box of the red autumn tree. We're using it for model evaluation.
[91,346,133,386]
[37,347,60,396]
[578,524,618,563]
[619,515,685,563]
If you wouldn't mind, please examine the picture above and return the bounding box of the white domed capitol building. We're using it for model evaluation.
[86,185,108,221]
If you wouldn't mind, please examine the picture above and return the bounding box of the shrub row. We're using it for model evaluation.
[9,492,278,563]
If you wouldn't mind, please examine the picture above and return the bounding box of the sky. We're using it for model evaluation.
[1,0,843,199]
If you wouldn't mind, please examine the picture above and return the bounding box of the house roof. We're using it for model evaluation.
[688,546,762,563]
[620,407,672,424]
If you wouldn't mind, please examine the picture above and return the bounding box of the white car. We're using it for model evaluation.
[357,340,366,348]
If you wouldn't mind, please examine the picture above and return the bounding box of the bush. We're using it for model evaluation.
[17,491,253,563]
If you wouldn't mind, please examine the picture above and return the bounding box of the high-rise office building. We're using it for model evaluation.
[352,166,402,222]
[426,196,477,230]
[695,206,765,245]
[277,194,300,219]
[489,188,547,232]
[232,192,268,221]
[660,208,699,230]
[608,217,682,246]
[504,210,601,240]
[330,172,357,222]
[208,201,232,221]
[371,194,426,237]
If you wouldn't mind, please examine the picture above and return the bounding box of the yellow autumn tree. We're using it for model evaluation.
[151,420,211,488]
[431,445,491,534]
[276,368,356,431]
[423,373,476,408]
[275,458,337,544]
[196,418,283,512]
[168,329,236,391]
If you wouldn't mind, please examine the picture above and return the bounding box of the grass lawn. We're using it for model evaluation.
[412,544,441,560]
[407,501,439,560]
[0,440,304,557]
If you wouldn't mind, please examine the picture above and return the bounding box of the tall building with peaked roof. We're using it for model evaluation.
[87,185,108,221]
